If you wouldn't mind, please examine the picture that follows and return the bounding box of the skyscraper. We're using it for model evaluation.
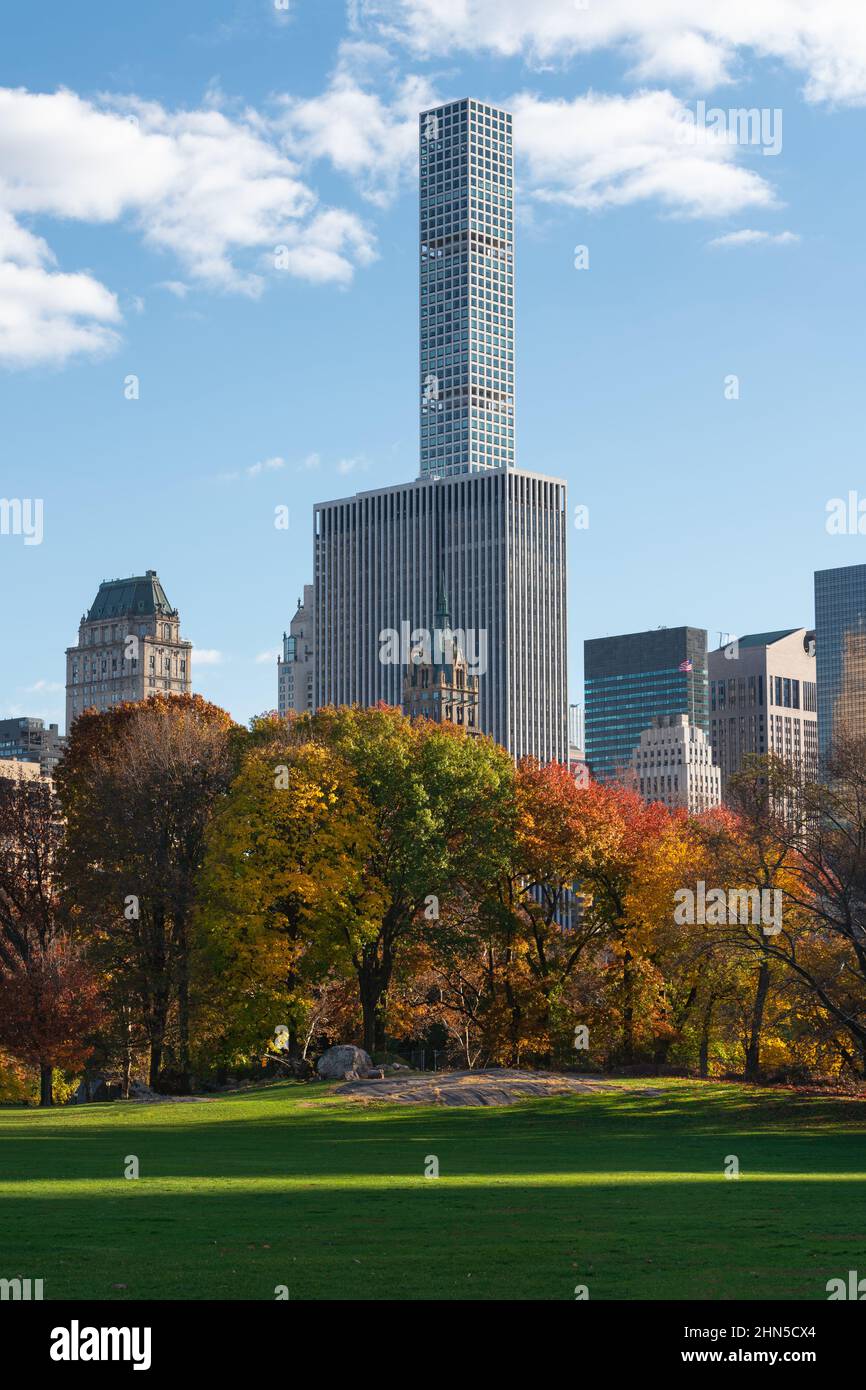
[708,629,817,793]
[312,99,567,764]
[815,563,866,759]
[278,585,315,717]
[65,571,192,730]
[419,99,515,478]
[584,627,708,783]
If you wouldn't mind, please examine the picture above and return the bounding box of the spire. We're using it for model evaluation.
[435,570,450,631]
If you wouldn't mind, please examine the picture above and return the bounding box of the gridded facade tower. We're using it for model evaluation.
[419,99,515,478]
[584,627,709,783]
[631,714,721,814]
[815,563,866,761]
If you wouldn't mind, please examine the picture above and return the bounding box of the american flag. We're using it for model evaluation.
[678,659,693,672]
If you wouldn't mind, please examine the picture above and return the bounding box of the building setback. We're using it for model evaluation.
[314,467,567,764]
[815,563,866,761]
[631,714,721,814]
[584,627,709,783]
[708,629,817,792]
[278,584,315,717]
[65,570,192,730]
[311,97,567,766]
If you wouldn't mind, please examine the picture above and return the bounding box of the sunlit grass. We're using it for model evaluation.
[1,1078,864,1300]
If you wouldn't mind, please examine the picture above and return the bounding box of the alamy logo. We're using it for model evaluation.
[50,1321,152,1371]
[827,1270,866,1300]
[0,1276,43,1299]
[676,101,783,156]
[0,497,43,546]
[674,881,782,934]
[379,623,487,676]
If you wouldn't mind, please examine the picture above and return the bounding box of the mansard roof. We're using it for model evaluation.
[85,570,178,622]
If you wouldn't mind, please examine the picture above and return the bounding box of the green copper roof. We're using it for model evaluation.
[86,571,177,622]
[734,629,800,649]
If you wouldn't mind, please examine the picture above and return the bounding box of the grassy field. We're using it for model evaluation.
[1,1077,865,1300]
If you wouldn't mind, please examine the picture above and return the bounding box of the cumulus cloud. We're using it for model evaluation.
[360,0,866,105]
[512,90,778,219]
[707,228,800,248]
[192,648,223,666]
[277,41,438,206]
[0,85,377,366]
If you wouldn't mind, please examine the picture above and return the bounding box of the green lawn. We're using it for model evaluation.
[1,1077,864,1300]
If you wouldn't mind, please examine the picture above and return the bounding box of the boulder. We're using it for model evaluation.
[316,1045,373,1080]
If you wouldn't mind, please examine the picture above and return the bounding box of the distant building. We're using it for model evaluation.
[0,716,64,778]
[568,703,585,752]
[631,714,721,814]
[65,570,192,729]
[402,579,480,733]
[584,627,709,783]
[0,757,45,784]
[278,585,315,717]
[708,629,817,792]
[815,564,866,760]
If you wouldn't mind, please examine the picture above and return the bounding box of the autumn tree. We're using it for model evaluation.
[56,694,237,1089]
[0,778,101,1105]
[280,706,516,1053]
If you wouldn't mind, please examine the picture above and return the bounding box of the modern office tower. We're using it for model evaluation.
[312,99,567,765]
[708,629,818,792]
[315,468,567,762]
[402,579,480,733]
[278,584,315,717]
[815,563,866,760]
[65,570,192,730]
[584,627,709,783]
[0,717,64,778]
[630,714,721,814]
[419,99,514,478]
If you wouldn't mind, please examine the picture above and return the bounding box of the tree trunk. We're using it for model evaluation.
[744,957,770,1082]
[622,948,635,1064]
[699,997,715,1079]
[39,1064,53,1108]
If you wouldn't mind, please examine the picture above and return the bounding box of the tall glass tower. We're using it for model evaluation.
[814,563,866,760]
[419,99,515,478]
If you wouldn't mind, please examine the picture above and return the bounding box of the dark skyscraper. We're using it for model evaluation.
[584,627,709,783]
[814,562,866,760]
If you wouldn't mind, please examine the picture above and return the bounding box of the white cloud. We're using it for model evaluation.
[158,280,190,298]
[246,455,285,478]
[0,207,121,367]
[22,679,63,693]
[255,649,280,664]
[298,451,320,471]
[193,648,223,666]
[512,90,777,219]
[277,41,438,206]
[708,228,800,248]
[0,85,377,366]
[336,455,366,475]
[361,0,866,106]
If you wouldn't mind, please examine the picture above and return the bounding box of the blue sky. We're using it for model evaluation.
[1,0,865,730]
